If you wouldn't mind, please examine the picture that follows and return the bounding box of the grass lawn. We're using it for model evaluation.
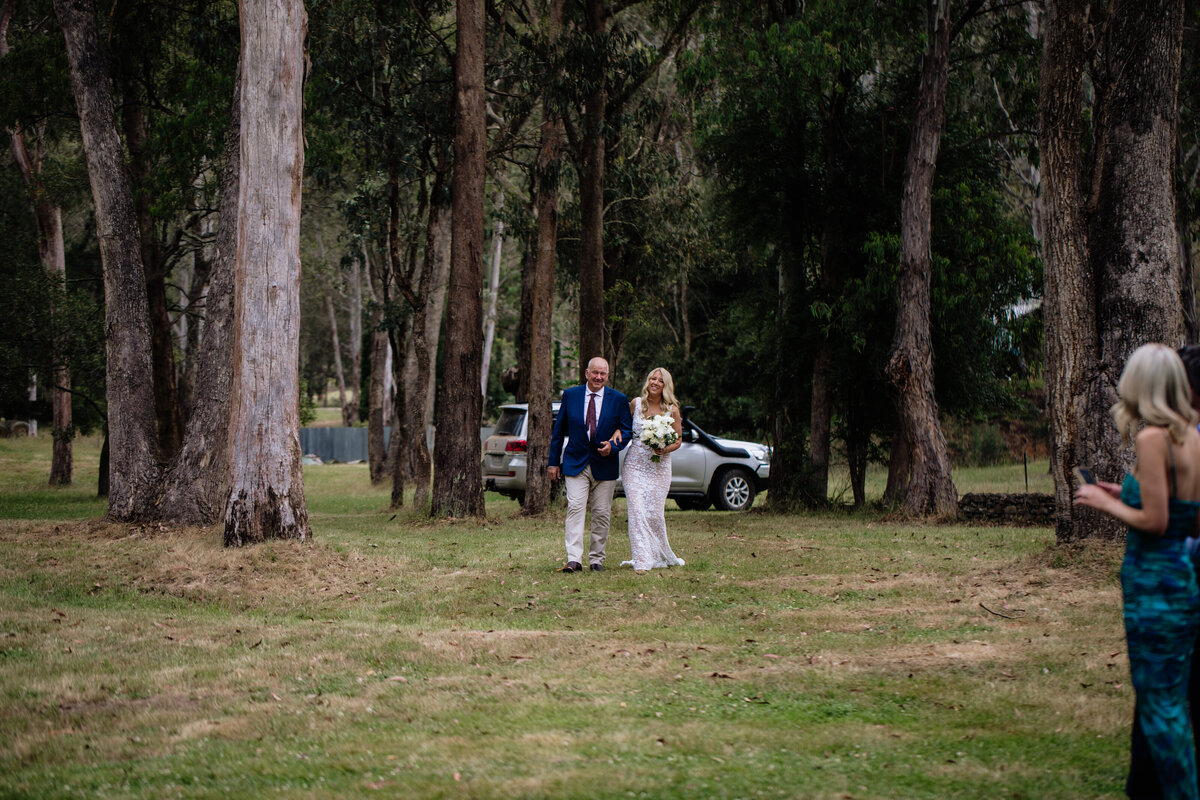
[0,434,1128,798]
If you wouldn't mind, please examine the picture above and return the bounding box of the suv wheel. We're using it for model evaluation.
[712,469,756,511]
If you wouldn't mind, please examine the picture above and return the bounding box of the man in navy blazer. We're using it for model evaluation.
[548,357,633,572]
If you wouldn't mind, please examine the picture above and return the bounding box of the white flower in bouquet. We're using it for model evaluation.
[639,413,679,462]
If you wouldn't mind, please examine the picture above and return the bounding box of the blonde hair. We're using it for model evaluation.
[639,367,680,417]
[1112,343,1199,445]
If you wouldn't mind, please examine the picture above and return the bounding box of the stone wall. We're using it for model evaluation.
[957,493,1055,526]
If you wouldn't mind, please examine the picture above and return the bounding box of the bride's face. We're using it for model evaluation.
[647,371,664,398]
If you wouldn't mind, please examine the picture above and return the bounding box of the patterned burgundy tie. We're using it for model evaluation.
[586,392,597,440]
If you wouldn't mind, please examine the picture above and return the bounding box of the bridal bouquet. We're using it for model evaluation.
[639,413,679,462]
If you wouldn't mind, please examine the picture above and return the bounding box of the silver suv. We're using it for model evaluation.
[481,403,771,511]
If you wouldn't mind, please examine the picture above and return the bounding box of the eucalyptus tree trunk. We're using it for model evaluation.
[316,225,349,418]
[523,0,565,517]
[53,0,158,519]
[1084,0,1186,534]
[324,281,348,416]
[403,167,451,507]
[1180,30,1198,344]
[431,0,486,519]
[223,0,310,545]
[133,66,240,524]
[4,0,70,486]
[884,0,956,517]
[577,0,608,375]
[6,121,73,485]
[345,253,363,426]
[1038,0,1100,541]
[481,188,505,396]
[1038,0,1185,542]
[365,245,389,484]
[120,75,183,461]
[384,161,417,509]
[178,246,213,417]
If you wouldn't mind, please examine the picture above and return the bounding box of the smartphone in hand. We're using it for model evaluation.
[1073,466,1097,485]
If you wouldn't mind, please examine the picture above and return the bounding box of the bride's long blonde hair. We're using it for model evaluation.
[639,367,680,417]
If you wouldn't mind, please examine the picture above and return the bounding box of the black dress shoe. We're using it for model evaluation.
[561,561,583,572]
[590,563,603,572]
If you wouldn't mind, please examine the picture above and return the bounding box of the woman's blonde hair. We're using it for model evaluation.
[639,367,680,416]
[1112,343,1199,445]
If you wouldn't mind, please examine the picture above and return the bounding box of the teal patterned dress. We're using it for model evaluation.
[1121,472,1200,800]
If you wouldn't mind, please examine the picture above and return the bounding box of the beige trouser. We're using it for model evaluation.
[563,465,616,566]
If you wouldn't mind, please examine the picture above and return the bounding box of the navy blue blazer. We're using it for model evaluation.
[548,384,633,480]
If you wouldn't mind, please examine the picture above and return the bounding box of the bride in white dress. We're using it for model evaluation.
[621,367,685,574]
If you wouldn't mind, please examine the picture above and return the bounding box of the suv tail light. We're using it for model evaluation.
[505,440,528,453]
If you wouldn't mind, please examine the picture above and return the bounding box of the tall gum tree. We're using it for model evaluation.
[223,0,310,545]
[431,0,486,518]
[522,0,566,516]
[1038,0,1186,542]
[884,0,957,517]
[53,0,158,519]
[1087,0,1187,535]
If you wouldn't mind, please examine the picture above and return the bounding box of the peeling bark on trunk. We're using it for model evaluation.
[223,0,310,545]
[54,0,158,519]
[884,0,956,518]
[431,0,486,518]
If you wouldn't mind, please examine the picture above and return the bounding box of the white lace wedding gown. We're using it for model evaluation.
[621,398,685,571]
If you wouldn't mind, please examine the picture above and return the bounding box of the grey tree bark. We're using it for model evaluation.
[884,0,957,517]
[1085,0,1186,536]
[1038,0,1101,541]
[223,0,310,545]
[431,0,486,518]
[1039,0,1185,542]
[53,0,158,519]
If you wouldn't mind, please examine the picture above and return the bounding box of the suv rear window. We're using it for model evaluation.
[493,408,526,437]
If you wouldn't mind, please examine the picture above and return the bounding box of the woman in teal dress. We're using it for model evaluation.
[1076,344,1200,800]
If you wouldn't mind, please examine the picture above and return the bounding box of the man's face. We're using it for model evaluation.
[586,361,609,392]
